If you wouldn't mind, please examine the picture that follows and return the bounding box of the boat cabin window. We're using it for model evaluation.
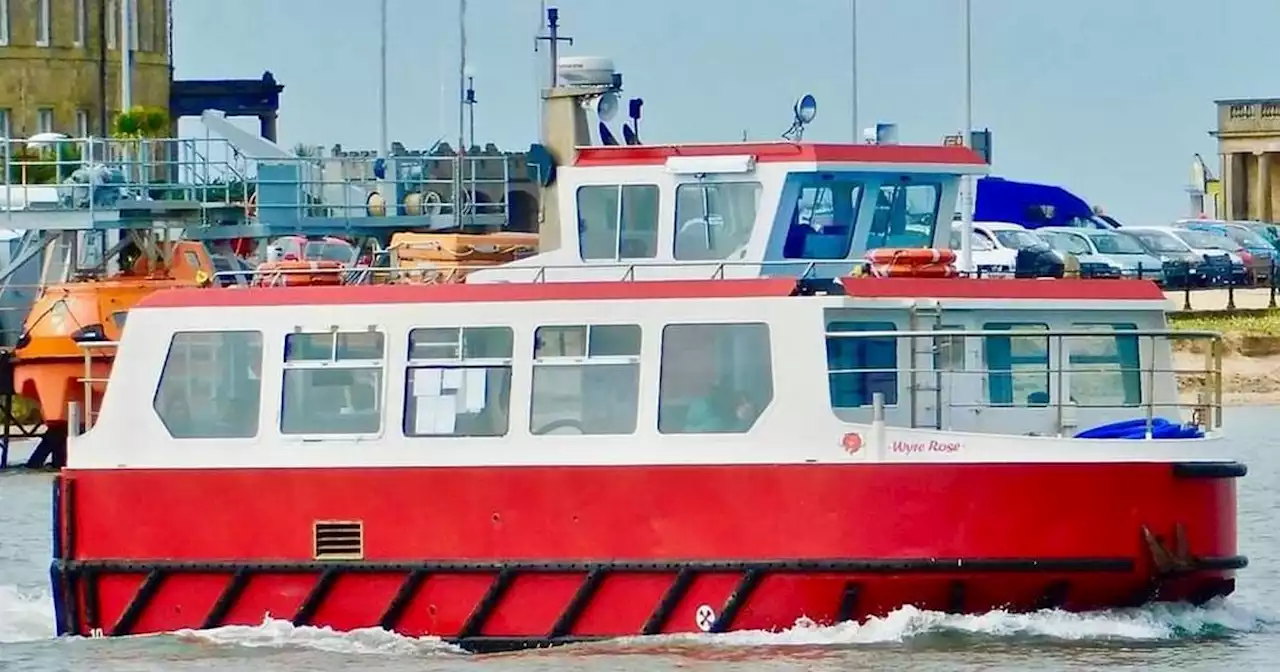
[826,319,899,412]
[281,330,385,435]
[153,330,263,439]
[529,324,641,435]
[866,182,941,249]
[784,182,864,260]
[674,182,762,261]
[577,185,660,260]
[983,323,1050,407]
[658,323,772,434]
[1067,323,1141,407]
[403,326,513,437]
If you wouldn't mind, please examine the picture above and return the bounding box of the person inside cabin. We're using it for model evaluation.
[660,326,756,433]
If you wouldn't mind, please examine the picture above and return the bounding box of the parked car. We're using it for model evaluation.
[1120,227,1213,288]
[1033,228,1124,279]
[1177,220,1274,284]
[949,224,1016,277]
[1165,227,1249,285]
[971,222,1065,278]
[1234,220,1280,252]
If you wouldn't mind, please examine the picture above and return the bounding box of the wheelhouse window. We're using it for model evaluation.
[403,326,513,437]
[577,184,660,260]
[783,182,864,260]
[866,182,941,249]
[826,319,899,411]
[153,331,263,439]
[674,182,762,260]
[281,330,385,435]
[984,323,1050,407]
[530,324,641,435]
[1067,323,1141,407]
[659,323,772,434]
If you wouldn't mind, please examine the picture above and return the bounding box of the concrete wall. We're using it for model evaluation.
[0,0,171,138]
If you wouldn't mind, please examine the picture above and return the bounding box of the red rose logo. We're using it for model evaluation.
[841,432,862,454]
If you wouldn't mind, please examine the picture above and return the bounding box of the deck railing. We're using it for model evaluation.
[823,328,1223,435]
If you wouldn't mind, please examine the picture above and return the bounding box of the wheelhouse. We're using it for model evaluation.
[467,143,988,284]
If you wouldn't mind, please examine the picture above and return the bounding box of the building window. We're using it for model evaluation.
[674,182,761,261]
[35,0,50,46]
[0,0,9,46]
[1068,323,1141,407]
[658,323,772,434]
[75,110,89,137]
[403,326,513,437]
[281,330,385,435]
[866,182,942,250]
[37,109,54,134]
[74,0,86,46]
[106,0,117,49]
[530,324,641,435]
[826,319,899,410]
[576,185,659,261]
[784,182,864,260]
[984,323,1050,407]
[0,109,10,140]
[153,331,264,439]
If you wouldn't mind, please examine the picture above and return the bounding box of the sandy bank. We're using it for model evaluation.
[1173,333,1280,406]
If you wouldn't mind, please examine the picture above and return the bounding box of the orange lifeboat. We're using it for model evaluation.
[864,248,959,278]
[11,241,216,429]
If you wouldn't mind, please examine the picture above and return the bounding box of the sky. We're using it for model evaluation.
[172,0,1280,224]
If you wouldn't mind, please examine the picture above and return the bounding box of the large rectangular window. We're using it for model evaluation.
[0,109,9,140]
[783,182,863,260]
[866,182,942,250]
[1068,323,1141,407]
[826,320,898,410]
[281,330,385,435]
[984,323,1050,407]
[659,323,772,434]
[403,326,513,437]
[0,0,9,46]
[674,182,762,260]
[576,184,659,260]
[530,324,641,435]
[153,331,263,439]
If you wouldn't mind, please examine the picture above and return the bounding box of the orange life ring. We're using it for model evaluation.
[864,248,958,266]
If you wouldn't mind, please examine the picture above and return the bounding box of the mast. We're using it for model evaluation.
[455,0,468,228]
[958,0,974,272]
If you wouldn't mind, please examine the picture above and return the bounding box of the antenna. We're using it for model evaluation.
[534,6,574,87]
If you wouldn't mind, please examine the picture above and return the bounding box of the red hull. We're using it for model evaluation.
[51,462,1244,649]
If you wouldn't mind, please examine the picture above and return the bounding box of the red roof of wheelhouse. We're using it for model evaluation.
[573,143,988,167]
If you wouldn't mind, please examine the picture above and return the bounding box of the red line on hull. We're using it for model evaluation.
[60,462,1239,640]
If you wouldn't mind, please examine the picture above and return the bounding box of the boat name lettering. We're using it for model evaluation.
[889,439,962,454]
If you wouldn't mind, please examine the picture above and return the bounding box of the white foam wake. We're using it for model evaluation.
[0,584,1270,654]
[0,584,56,643]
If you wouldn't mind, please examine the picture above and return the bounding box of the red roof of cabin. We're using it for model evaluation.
[137,276,1166,310]
[136,278,802,309]
[839,277,1167,301]
[574,143,987,167]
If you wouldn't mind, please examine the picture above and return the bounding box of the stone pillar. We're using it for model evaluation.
[1257,151,1272,222]
[1225,153,1247,220]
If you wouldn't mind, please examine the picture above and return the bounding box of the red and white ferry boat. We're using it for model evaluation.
[48,62,1244,651]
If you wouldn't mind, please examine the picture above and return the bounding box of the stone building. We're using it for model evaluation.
[1210,98,1280,223]
[0,0,171,139]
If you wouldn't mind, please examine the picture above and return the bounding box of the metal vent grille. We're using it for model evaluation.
[313,521,364,560]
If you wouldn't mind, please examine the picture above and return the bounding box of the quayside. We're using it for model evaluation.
[45,8,1244,652]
